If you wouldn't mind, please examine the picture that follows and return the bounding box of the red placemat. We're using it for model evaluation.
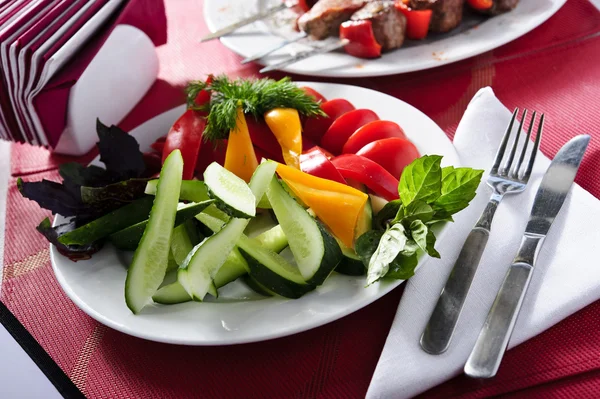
[4,1,600,398]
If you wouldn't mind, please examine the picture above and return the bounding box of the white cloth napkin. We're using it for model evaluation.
[0,140,10,295]
[367,87,600,399]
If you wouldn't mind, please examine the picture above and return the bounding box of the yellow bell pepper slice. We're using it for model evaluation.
[264,108,302,169]
[224,107,258,183]
[277,163,368,248]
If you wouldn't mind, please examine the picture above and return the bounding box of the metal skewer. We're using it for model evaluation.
[200,1,299,42]
[260,39,349,73]
[241,32,308,64]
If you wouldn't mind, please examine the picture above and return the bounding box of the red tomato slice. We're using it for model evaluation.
[300,146,347,185]
[303,99,355,144]
[356,137,420,180]
[301,86,327,103]
[302,137,318,152]
[342,120,406,154]
[321,109,379,155]
[331,154,399,201]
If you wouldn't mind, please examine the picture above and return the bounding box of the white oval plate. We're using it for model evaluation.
[51,82,460,345]
[204,0,566,78]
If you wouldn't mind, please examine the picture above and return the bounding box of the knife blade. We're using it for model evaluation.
[464,134,590,379]
[200,1,297,43]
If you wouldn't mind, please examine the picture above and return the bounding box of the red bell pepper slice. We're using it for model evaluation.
[300,86,327,103]
[162,109,206,180]
[300,146,347,185]
[162,76,212,179]
[342,120,406,154]
[303,98,355,144]
[194,139,227,177]
[321,109,379,155]
[356,137,420,179]
[331,154,399,201]
[466,0,493,11]
[246,116,285,163]
[339,20,382,59]
[395,2,432,40]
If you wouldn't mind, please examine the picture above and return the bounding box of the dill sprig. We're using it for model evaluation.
[186,75,325,141]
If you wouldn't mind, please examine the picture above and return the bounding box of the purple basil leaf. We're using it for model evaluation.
[36,218,102,261]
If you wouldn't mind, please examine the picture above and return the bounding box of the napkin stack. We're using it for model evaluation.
[0,0,167,155]
[367,88,600,398]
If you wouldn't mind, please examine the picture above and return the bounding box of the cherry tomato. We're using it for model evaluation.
[342,120,406,154]
[320,109,379,155]
[331,154,399,201]
[301,86,327,103]
[300,146,347,185]
[466,0,494,11]
[303,99,355,144]
[356,137,420,179]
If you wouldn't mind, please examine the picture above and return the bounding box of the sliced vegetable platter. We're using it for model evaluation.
[49,82,461,345]
[204,0,566,77]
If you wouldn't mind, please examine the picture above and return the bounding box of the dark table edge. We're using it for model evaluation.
[0,300,85,399]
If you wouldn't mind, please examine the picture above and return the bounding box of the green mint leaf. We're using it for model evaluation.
[386,253,418,280]
[394,201,434,224]
[426,229,441,258]
[366,224,408,286]
[432,167,483,218]
[426,215,454,225]
[355,230,384,267]
[374,199,402,230]
[410,220,428,252]
[400,239,419,257]
[398,155,443,207]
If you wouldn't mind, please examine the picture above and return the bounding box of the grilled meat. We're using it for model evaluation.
[351,1,406,51]
[410,0,465,33]
[298,0,370,40]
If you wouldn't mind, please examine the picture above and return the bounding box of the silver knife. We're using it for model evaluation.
[464,134,591,379]
[200,1,298,43]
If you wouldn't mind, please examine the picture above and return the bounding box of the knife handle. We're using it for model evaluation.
[420,193,502,355]
[464,262,533,378]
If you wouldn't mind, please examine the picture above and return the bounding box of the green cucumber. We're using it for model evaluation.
[354,186,374,241]
[213,249,248,288]
[145,179,209,203]
[254,224,287,253]
[335,238,366,276]
[238,235,313,299]
[204,162,256,218]
[125,150,183,313]
[109,201,213,251]
[178,218,249,300]
[153,280,191,304]
[170,222,198,265]
[266,177,342,285]
[177,161,278,300]
[241,275,274,297]
[58,196,154,246]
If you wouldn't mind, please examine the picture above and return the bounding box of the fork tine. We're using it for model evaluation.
[491,108,519,175]
[513,111,536,178]
[523,113,544,180]
[504,109,527,177]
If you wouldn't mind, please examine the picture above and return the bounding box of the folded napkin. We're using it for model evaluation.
[367,87,600,399]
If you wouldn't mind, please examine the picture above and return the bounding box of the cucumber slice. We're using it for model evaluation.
[335,238,366,276]
[355,195,373,242]
[153,280,191,304]
[254,224,287,253]
[213,249,248,288]
[58,196,154,246]
[237,235,313,299]
[109,201,213,251]
[125,150,183,314]
[177,218,248,300]
[241,275,274,297]
[170,222,197,265]
[266,177,342,285]
[204,162,256,218]
[177,161,278,300]
[146,179,209,203]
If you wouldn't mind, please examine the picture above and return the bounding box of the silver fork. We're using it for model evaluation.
[419,108,544,355]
